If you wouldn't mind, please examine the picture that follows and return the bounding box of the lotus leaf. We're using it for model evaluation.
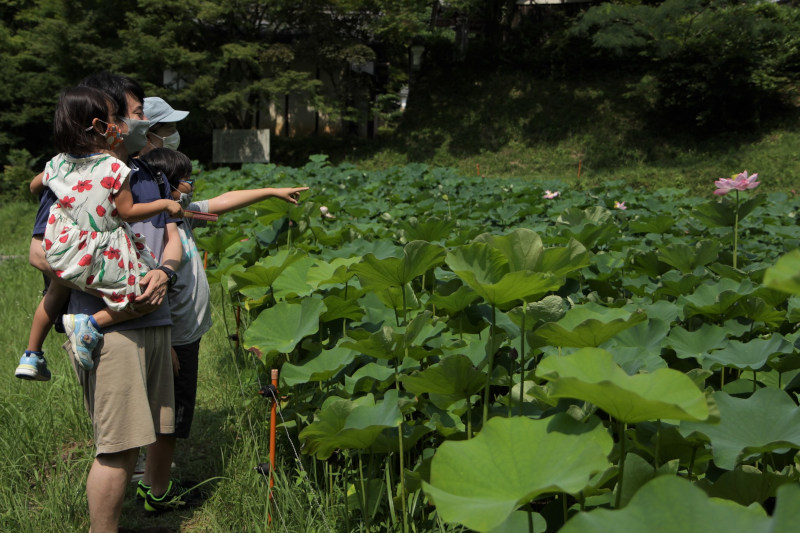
[243,297,326,356]
[532,303,647,348]
[681,278,755,319]
[560,475,774,533]
[680,388,800,470]
[538,238,590,277]
[487,511,547,533]
[194,228,244,254]
[281,344,356,386]
[537,348,709,423]
[763,249,800,295]
[305,256,360,288]
[473,228,544,272]
[230,249,306,291]
[446,242,564,308]
[345,362,396,394]
[657,240,720,273]
[299,390,403,459]
[666,323,729,360]
[428,285,478,314]
[350,240,445,290]
[697,465,799,506]
[422,414,613,532]
[399,216,456,242]
[700,335,793,371]
[400,354,486,409]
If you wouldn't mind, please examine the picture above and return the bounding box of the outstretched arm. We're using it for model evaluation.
[114,180,183,222]
[206,187,309,215]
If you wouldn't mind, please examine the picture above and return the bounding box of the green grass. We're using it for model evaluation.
[271,68,800,194]
[0,202,347,532]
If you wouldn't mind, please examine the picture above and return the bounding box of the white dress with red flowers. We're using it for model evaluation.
[42,153,158,311]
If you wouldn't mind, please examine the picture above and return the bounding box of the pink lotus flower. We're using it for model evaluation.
[614,201,627,210]
[542,190,559,199]
[713,171,760,195]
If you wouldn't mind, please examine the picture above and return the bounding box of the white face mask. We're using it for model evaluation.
[177,191,193,208]
[151,130,181,151]
[121,117,150,153]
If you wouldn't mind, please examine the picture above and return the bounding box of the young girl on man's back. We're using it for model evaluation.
[15,86,183,380]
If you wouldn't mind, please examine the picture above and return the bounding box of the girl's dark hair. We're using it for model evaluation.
[139,148,193,188]
[53,86,117,155]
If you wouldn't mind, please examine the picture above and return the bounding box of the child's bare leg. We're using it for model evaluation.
[27,280,70,352]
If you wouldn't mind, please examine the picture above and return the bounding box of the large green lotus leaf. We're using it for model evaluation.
[368,422,432,454]
[701,335,793,371]
[537,348,709,423]
[439,333,501,368]
[731,297,786,327]
[604,318,669,350]
[487,511,547,533]
[281,344,356,386]
[680,388,800,470]
[299,389,402,459]
[629,214,675,234]
[665,323,729,361]
[698,465,799,506]
[341,326,396,360]
[560,476,772,533]
[657,240,720,274]
[422,414,613,532]
[429,284,478,314]
[230,249,306,291]
[655,270,705,299]
[319,294,364,323]
[399,216,456,242]
[539,238,590,277]
[194,228,244,254]
[272,255,317,300]
[344,362,395,395]
[507,295,568,328]
[473,228,544,272]
[681,278,755,319]
[400,354,486,409]
[447,243,564,307]
[243,297,326,356]
[763,249,800,295]
[351,240,446,290]
[305,256,360,288]
[532,303,647,348]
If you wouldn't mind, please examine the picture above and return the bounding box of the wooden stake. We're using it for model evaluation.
[577,159,582,179]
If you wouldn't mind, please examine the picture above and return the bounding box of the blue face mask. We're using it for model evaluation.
[177,191,193,208]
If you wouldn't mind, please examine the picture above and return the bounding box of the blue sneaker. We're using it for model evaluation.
[62,314,102,371]
[15,350,51,381]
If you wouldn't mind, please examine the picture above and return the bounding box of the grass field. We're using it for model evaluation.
[0,202,343,532]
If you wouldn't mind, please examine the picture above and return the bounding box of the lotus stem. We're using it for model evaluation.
[401,283,407,326]
[483,305,497,424]
[527,510,534,533]
[654,420,661,471]
[394,360,408,533]
[358,453,369,530]
[733,190,739,269]
[519,302,526,411]
[615,420,627,509]
[688,445,697,480]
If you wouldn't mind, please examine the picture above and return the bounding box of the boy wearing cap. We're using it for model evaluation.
[142,96,189,153]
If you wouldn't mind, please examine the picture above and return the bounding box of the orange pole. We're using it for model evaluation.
[268,368,278,523]
[578,159,582,179]
[270,369,278,489]
[203,250,208,269]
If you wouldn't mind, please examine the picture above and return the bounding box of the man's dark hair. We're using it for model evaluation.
[139,148,193,188]
[54,86,117,155]
[79,71,145,118]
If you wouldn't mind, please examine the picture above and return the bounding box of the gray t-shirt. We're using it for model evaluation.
[168,200,213,345]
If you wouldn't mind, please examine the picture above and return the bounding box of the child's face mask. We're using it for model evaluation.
[88,119,124,150]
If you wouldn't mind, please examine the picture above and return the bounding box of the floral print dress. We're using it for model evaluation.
[42,153,158,310]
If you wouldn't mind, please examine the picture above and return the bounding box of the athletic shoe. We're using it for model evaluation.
[62,314,102,371]
[144,479,191,514]
[136,480,150,502]
[15,351,51,381]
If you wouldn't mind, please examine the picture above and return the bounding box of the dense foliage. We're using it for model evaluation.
[191,158,800,531]
[572,0,800,129]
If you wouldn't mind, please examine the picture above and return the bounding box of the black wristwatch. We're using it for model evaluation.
[157,265,177,288]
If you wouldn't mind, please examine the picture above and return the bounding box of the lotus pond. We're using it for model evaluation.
[193,156,800,532]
